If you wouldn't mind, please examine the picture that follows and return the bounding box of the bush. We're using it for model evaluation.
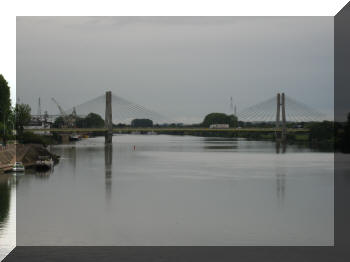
[309,121,334,142]
[19,132,57,146]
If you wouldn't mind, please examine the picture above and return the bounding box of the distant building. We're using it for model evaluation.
[24,119,52,135]
[209,124,229,129]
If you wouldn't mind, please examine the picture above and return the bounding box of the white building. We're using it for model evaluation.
[209,124,229,129]
[24,119,52,135]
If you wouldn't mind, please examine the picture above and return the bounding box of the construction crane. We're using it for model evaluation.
[51,97,67,117]
[51,97,76,128]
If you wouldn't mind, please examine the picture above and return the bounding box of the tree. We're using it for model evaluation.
[85,113,104,128]
[131,119,153,127]
[202,113,237,127]
[228,114,238,127]
[53,116,65,128]
[340,113,350,152]
[75,113,104,128]
[0,75,11,145]
[0,74,11,122]
[0,109,14,146]
[75,116,85,128]
[15,104,31,136]
[309,121,334,141]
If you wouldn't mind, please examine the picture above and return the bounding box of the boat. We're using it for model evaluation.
[12,162,25,172]
[35,156,54,171]
[69,134,81,141]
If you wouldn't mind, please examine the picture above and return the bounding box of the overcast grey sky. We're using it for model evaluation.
[17,17,333,123]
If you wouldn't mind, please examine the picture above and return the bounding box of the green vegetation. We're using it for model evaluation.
[76,113,105,128]
[0,75,11,122]
[18,131,58,146]
[308,121,334,142]
[15,103,31,136]
[335,113,350,153]
[260,133,274,140]
[294,134,309,141]
[0,74,12,145]
[202,113,238,127]
[53,113,104,128]
[131,118,153,127]
[53,116,65,128]
[0,110,14,146]
[306,121,334,150]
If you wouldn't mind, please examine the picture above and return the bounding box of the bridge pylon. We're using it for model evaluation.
[275,93,287,141]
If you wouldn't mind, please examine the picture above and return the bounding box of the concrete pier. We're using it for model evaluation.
[105,91,113,144]
[275,93,287,141]
[276,93,281,129]
[275,93,281,139]
[281,93,287,141]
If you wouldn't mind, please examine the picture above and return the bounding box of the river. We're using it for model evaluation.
[1,135,334,253]
[0,174,16,261]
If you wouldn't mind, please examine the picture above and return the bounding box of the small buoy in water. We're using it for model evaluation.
[133,145,136,150]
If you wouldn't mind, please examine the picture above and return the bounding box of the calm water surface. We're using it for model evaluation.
[0,174,16,261]
[6,135,335,247]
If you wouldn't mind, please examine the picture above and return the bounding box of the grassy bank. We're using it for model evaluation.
[17,132,60,146]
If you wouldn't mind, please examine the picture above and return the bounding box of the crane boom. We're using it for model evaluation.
[51,97,77,128]
[51,97,67,116]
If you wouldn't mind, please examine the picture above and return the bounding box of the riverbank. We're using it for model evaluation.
[0,144,59,173]
[16,128,333,152]
[152,130,334,151]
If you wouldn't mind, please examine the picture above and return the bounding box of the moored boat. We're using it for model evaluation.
[69,134,81,141]
[35,156,54,171]
[12,162,25,172]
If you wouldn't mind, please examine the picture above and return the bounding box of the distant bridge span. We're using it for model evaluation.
[38,91,322,143]
[30,127,310,134]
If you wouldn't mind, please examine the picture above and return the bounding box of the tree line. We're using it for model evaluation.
[1,73,350,152]
[1,74,33,145]
[53,113,105,128]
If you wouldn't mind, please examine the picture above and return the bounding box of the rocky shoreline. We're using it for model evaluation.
[0,144,59,173]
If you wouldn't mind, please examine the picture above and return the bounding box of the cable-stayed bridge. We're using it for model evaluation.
[66,93,169,124]
[33,92,326,126]
[30,91,326,144]
[55,92,324,124]
[237,95,325,122]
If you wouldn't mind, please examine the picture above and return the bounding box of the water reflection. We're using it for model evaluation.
[276,172,286,203]
[0,176,11,233]
[275,140,287,154]
[275,156,287,205]
[21,168,54,179]
[34,169,54,179]
[0,174,15,260]
[105,144,113,202]
[202,138,238,150]
[16,135,334,246]
[54,145,77,175]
